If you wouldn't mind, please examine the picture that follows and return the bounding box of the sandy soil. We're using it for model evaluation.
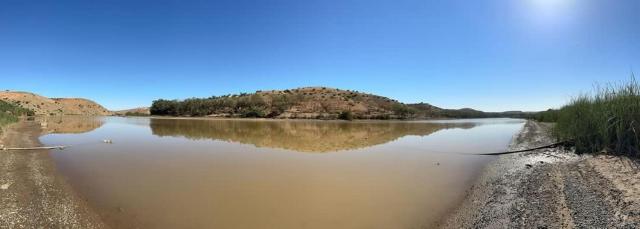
[0,121,106,228]
[439,121,640,228]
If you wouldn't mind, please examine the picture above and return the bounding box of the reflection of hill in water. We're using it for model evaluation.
[150,119,477,152]
[40,116,104,134]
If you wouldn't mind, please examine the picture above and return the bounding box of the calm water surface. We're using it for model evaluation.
[40,117,525,229]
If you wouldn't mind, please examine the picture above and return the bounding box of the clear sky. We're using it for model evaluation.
[1,0,638,111]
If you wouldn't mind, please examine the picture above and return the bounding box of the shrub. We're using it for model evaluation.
[338,111,354,121]
[241,108,266,118]
[0,100,34,132]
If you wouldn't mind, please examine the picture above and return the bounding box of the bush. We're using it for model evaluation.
[0,100,34,132]
[150,99,179,116]
[241,108,266,118]
[152,93,278,117]
[338,111,354,121]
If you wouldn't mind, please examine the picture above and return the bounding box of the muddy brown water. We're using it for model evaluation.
[40,117,524,229]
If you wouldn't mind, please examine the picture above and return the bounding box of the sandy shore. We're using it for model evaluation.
[439,121,640,228]
[0,121,105,228]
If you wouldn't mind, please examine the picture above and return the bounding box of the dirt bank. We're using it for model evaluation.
[439,121,640,228]
[0,121,106,228]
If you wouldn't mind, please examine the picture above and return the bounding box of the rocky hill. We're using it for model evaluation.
[151,87,533,119]
[151,87,416,119]
[0,91,112,116]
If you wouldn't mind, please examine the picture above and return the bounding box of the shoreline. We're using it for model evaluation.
[0,121,105,228]
[438,121,640,228]
[140,115,519,123]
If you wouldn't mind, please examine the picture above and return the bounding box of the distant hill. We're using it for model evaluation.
[0,91,112,116]
[408,104,534,119]
[151,87,535,120]
[114,107,150,116]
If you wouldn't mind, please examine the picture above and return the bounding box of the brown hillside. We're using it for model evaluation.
[114,107,151,115]
[152,86,532,119]
[259,87,404,118]
[196,87,412,119]
[0,91,112,116]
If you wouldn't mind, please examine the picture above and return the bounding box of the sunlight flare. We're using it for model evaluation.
[527,0,576,17]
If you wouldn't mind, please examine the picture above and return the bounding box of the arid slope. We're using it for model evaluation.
[114,107,150,116]
[0,91,111,116]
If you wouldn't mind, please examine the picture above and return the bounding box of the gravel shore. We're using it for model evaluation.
[439,121,640,228]
[0,121,105,228]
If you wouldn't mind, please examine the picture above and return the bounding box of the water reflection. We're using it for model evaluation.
[41,117,524,229]
[150,119,477,152]
[40,116,105,134]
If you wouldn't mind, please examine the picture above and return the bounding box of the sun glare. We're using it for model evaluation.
[528,0,575,16]
[524,0,577,28]
[530,0,573,8]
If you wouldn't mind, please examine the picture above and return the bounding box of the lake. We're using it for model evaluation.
[40,117,525,229]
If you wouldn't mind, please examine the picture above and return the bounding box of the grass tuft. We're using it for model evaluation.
[553,75,640,157]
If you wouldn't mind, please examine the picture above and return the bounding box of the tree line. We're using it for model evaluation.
[150,93,304,118]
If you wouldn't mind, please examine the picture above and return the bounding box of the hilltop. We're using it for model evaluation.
[114,107,151,116]
[0,91,112,116]
[151,87,531,119]
[152,87,417,119]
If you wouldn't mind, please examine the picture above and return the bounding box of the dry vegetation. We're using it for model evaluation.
[114,107,151,116]
[0,91,112,116]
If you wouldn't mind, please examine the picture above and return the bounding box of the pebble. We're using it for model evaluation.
[1,183,10,190]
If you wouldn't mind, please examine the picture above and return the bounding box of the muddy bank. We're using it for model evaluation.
[439,121,640,228]
[0,121,105,228]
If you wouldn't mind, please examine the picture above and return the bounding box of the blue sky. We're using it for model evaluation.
[1,0,638,111]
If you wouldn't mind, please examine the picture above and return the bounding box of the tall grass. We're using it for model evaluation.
[553,76,640,157]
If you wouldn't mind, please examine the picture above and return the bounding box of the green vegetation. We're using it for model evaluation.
[0,100,34,132]
[338,111,354,121]
[151,93,304,118]
[550,77,639,157]
[532,109,560,123]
